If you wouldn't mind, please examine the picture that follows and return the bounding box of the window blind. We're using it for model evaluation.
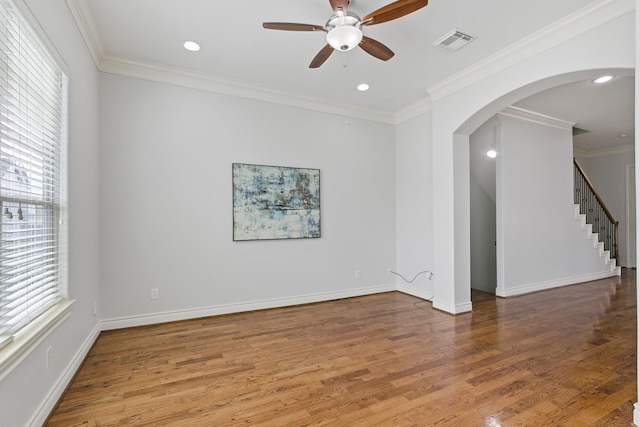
[0,0,64,339]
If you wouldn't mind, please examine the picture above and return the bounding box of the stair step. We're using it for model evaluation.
[573,204,618,274]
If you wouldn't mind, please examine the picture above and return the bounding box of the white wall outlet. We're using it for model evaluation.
[92,301,98,316]
[355,270,361,279]
[150,288,159,300]
[46,346,52,368]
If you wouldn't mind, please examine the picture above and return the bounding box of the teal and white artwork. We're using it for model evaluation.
[233,163,321,241]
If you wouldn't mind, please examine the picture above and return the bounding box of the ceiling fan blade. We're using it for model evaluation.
[309,44,334,68]
[263,22,325,31]
[329,0,349,13]
[362,0,428,26]
[359,36,394,61]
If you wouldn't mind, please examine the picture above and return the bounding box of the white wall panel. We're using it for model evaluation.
[395,112,434,299]
[98,74,397,323]
[497,113,612,294]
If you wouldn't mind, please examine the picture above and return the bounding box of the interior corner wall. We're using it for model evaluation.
[469,177,497,293]
[98,73,396,325]
[497,114,614,295]
[395,111,434,299]
[0,1,102,426]
[469,118,499,293]
[469,119,498,293]
[576,152,635,267]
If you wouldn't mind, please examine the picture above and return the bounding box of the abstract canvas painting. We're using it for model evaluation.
[233,163,321,241]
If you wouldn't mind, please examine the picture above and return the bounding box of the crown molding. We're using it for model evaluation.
[394,97,433,123]
[99,55,397,124]
[574,143,635,158]
[498,106,575,130]
[66,0,633,124]
[426,0,635,102]
[66,0,397,123]
[65,0,104,67]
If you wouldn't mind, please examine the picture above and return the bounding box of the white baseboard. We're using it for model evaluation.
[432,299,473,314]
[102,284,397,330]
[398,283,472,314]
[396,284,433,302]
[37,277,632,425]
[29,322,101,427]
[495,270,620,297]
[634,402,640,426]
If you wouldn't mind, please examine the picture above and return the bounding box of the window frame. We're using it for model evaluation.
[0,0,72,381]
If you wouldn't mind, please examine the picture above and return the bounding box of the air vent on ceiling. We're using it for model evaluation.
[433,29,475,51]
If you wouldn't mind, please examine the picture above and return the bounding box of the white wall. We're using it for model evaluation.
[422,5,634,312]
[98,74,397,326]
[497,112,614,295]
[0,1,101,426]
[395,111,434,299]
[576,151,636,267]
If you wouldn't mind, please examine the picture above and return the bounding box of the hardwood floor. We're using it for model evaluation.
[47,270,637,426]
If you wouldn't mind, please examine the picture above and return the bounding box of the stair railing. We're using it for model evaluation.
[573,159,618,259]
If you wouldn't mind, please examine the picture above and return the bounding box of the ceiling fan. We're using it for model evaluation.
[263,0,428,68]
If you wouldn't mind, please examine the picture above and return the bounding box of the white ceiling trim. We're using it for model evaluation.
[498,106,575,130]
[65,0,633,125]
[99,55,398,124]
[574,143,635,158]
[66,0,398,124]
[427,0,635,102]
[395,97,433,124]
[65,0,104,67]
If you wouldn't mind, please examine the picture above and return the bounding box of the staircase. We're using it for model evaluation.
[573,204,621,275]
[574,159,621,276]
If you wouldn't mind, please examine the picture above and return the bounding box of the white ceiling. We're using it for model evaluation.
[515,75,634,153]
[72,0,633,153]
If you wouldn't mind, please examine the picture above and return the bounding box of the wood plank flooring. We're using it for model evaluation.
[46,270,637,426]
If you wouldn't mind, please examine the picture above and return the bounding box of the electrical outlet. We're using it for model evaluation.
[355,270,361,279]
[46,346,52,369]
[92,301,98,317]
[150,288,159,300]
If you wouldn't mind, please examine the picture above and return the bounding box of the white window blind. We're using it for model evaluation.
[0,0,65,341]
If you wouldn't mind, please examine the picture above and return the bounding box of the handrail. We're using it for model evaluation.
[573,159,618,259]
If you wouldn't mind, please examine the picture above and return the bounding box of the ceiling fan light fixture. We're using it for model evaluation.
[326,25,362,51]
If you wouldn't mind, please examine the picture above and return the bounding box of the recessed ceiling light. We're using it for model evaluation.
[183,41,200,52]
[486,150,497,158]
[357,83,370,92]
[593,75,614,84]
